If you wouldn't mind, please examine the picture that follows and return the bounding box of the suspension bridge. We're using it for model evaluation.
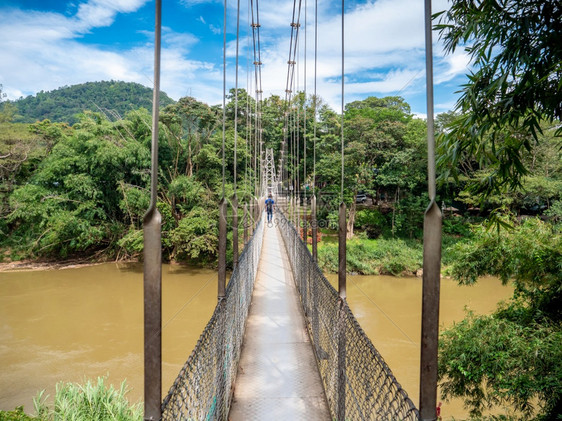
[142,0,441,420]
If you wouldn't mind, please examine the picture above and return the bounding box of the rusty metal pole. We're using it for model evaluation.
[216,197,227,419]
[253,196,259,230]
[232,194,239,268]
[338,202,347,299]
[303,192,308,246]
[143,1,162,419]
[337,202,347,419]
[243,203,249,245]
[420,0,442,419]
[311,195,318,261]
[218,197,227,299]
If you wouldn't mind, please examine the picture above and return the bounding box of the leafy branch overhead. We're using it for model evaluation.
[434,0,562,199]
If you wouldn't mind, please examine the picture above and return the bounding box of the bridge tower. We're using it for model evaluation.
[262,148,278,198]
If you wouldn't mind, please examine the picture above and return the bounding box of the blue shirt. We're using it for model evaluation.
[265,198,274,211]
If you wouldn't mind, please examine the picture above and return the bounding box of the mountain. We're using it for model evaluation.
[8,81,175,125]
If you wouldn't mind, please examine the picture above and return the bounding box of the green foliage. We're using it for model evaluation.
[0,123,51,221]
[440,217,562,419]
[317,237,422,275]
[0,407,40,421]
[0,102,18,123]
[11,81,174,125]
[546,199,562,230]
[116,228,144,259]
[434,0,562,200]
[354,208,386,238]
[32,377,141,421]
[442,215,472,237]
[439,312,562,420]
[392,193,428,239]
[170,206,219,263]
[5,113,151,259]
[448,218,561,310]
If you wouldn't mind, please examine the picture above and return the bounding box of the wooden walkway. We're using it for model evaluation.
[229,221,330,420]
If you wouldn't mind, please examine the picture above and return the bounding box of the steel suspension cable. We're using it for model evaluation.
[222,0,227,198]
[313,0,317,194]
[234,0,241,194]
[340,0,345,201]
[232,0,241,267]
[303,0,307,191]
[311,0,318,260]
[245,0,250,198]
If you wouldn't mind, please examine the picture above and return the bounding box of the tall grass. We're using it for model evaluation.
[32,377,142,421]
[317,237,423,276]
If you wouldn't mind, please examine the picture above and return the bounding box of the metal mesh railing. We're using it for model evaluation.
[278,211,420,420]
[161,213,265,420]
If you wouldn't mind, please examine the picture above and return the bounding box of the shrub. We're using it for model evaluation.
[33,377,142,421]
[317,237,423,275]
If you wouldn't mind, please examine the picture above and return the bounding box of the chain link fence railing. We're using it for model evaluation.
[161,213,265,420]
[278,210,420,420]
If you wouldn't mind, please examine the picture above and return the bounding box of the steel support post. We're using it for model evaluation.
[243,203,249,245]
[232,194,239,269]
[312,195,318,261]
[420,201,442,421]
[420,0,442,419]
[338,202,347,299]
[143,1,162,419]
[218,198,227,299]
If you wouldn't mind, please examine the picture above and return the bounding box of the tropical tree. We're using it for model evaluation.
[434,0,562,200]
[439,217,562,419]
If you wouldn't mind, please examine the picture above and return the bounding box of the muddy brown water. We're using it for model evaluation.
[0,262,217,412]
[1,263,512,419]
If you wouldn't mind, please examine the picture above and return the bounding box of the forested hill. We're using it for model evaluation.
[9,81,175,125]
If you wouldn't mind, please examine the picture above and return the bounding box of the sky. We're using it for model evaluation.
[0,0,471,117]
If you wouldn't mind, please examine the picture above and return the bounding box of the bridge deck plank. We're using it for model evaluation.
[229,222,330,420]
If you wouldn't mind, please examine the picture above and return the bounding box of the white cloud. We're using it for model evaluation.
[209,24,221,35]
[252,0,468,112]
[162,29,199,51]
[179,0,220,7]
[0,0,466,114]
[74,0,149,31]
[0,2,211,103]
[435,50,471,84]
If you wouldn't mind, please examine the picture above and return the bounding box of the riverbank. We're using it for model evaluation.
[0,258,112,272]
[315,233,463,276]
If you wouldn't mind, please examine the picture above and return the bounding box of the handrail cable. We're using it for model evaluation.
[340,0,345,201]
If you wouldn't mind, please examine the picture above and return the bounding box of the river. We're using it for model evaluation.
[1,263,512,419]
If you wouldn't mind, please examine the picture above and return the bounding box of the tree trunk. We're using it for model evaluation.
[187,134,193,177]
[347,195,357,239]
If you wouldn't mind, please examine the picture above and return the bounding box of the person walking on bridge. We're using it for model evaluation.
[265,194,274,223]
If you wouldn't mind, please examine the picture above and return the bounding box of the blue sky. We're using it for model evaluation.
[0,0,471,117]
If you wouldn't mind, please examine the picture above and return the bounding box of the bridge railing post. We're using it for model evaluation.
[232,194,239,269]
[311,195,317,262]
[337,202,347,420]
[143,1,162,419]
